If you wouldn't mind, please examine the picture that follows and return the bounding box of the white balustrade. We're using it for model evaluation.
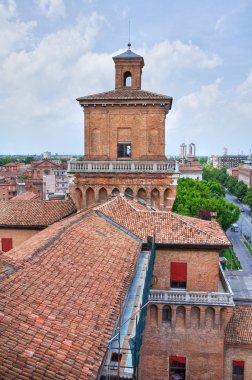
[68,160,176,173]
[149,289,234,306]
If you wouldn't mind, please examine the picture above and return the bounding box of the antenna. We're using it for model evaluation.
[128,20,131,50]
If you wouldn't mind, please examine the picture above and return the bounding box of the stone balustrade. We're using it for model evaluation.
[148,289,234,306]
[68,160,177,173]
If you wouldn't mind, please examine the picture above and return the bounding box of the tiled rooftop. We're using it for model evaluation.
[0,195,231,379]
[225,305,252,344]
[11,191,39,201]
[77,88,172,102]
[0,199,76,227]
[0,210,140,379]
[96,195,230,247]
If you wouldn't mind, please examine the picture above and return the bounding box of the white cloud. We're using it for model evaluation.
[37,0,66,19]
[237,69,252,96]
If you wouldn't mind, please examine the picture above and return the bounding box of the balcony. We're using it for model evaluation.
[149,266,234,307]
[68,160,177,173]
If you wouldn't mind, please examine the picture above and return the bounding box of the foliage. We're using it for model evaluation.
[173,177,240,230]
[220,248,242,270]
[202,165,227,185]
[233,180,248,201]
[0,157,18,166]
[22,156,34,164]
[244,188,252,211]
[198,156,208,165]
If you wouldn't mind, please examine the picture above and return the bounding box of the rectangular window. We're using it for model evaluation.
[170,262,187,289]
[232,361,244,380]
[169,356,186,380]
[1,238,13,252]
[117,143,131,159]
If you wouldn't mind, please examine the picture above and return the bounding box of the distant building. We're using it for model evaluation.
[214,155,248,169]
[0,198,76,252]
[226,167,239,178]
[188,142,196,159]
[179,159,203,180]
[42,151,51,159]
[238,162,252,187]
[180,143,187,159]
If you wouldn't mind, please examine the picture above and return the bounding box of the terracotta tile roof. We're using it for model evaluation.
[0,210,140,379]
[77,88,172,102]
[0,199,76,227]
[225,305,252,345]
[96,195,230,247]
[11,191,39,201]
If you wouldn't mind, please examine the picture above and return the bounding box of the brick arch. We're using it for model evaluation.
[176,306,186,329]
[137,188,147,203]
[150,304,158,325]
[112,187,120,195]
[86,187,95,207]
[124,187,133,198]
[98,187,108,202]
[220,307,228,328]
[190,306,200,328]
[164,188,171,210]
[74,187,83,210]
[123,71,132,87]
[151,188,160,209]
[205,307,215,329]
[162,305,172,324]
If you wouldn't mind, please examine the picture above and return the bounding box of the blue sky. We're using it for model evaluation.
[0,0,252,156]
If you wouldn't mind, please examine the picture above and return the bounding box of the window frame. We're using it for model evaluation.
[117,142,132,159]
[232,361,244,380]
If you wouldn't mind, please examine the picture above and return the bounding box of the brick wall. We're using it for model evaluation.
[84,106,166,161]
[224,345,252,380]
[138,303,233,380]
[0,228,40,250]
[152,248,220,292]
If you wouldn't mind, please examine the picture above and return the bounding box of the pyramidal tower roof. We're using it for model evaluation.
[113,43,143,59]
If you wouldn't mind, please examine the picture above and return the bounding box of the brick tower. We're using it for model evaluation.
[69,44,179,210]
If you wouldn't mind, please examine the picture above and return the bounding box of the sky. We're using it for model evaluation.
[0,0,252,156]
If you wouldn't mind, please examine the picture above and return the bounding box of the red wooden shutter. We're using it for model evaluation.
[170,262,187,282]
[233,361,244,367]
[169,355,186,364]
[1,238,13,252]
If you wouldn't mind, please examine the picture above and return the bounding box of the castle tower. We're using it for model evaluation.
[69,45,179,210]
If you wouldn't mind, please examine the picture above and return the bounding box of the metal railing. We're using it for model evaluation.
[68,160,176,173]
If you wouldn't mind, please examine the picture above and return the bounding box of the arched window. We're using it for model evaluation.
[123,71,132,87]
[162,306,171,323]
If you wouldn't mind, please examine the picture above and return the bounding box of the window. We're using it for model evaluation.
[123,71,132,87]
[1,238,13,252]
[110,352,122,362]
[169,356,186,380]
[170,262,187,289]
[233,361,244,380]
[162,306,171,323]
[117,143,131,159]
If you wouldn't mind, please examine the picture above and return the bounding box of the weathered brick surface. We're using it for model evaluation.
[84,106,166,161]
[71,172,177,210]
[139,303,233,380]
[224,346,252,380]
[153,248,220,292]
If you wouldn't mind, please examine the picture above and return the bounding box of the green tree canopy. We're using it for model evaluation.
[173,177,240,230]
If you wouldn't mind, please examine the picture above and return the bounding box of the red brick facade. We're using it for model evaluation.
[70,47,177,210]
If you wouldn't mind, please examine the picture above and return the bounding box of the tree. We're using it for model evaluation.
[234,181,248,201]
[173,177,240,230]
[244,188,252,211]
